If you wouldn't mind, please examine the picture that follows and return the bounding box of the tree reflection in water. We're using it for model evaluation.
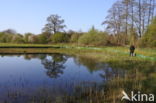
[41,54,67,78]
[73,55,125,81]
[99,64,126,82]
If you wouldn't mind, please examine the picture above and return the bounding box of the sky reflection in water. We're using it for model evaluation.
[0,54,125,99]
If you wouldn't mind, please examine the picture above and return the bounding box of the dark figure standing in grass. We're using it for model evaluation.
[130,45,135,56]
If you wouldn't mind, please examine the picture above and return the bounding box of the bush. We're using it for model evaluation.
[130,29,138,45]
[139,17,156,47]
[23,33,34,43]
[70,33,82,43]
[51,32,69,43]
[37,34,49,44]
[78,27,108,46]
[11,34,24,43]
[28,35,39,44]
[0,32,15,43]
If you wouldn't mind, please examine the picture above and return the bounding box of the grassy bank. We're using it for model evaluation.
[0,43,62,48]
[0,43,156,62]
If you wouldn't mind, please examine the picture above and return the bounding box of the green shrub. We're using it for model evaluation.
[37,34,49,44]
[51,32,68,43]
[23,33,33,43]
[70,33,81,43]
[78,27,108,46]
[130,29,138,45]
[140,17,156,47]
[0,33,17,43]
[11,34,24,43]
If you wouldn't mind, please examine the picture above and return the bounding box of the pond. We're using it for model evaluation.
[0,54,155,103]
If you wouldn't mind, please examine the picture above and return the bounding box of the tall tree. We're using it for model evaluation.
[152,0,156,19]
[148,0,153,25]
[140,17,156,47]
[42,14,66,34]
[138,0,142,37]
[140,0,148,35]
[122,0,131,35]
[102,1,124,35]
[130,0,134,30]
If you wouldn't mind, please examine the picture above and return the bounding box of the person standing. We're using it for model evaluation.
[130,45,135,56]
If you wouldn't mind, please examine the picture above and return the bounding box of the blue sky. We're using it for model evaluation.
[0,0,115,34]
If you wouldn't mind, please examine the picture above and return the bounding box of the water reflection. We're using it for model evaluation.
[0,54,155,103]
[73,55,126,81]
[24,54,47,60]
[41,54,67,78]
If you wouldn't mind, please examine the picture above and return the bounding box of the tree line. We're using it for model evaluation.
[0,0,155,47]
[103,0,156,46]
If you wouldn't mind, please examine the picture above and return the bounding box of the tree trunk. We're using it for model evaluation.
[148,0,152,25]
[138,0,142,37]
[152,0,155,19]
[131,0,134,30]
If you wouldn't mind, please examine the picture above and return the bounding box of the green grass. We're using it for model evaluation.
[0,43,156,61]
[0,43,61,48]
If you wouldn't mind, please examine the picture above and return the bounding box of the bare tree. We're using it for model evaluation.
[42,14,66,34]
[102,0,155,40]
[122,0,131,35]
[102,1,124,35]
[2,29,17,34]
[152,0,156,19]
[148,0,153,25]
[138,0,142,37]
[130,0,134,30]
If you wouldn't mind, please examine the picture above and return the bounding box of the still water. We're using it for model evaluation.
[0,54,155,103]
